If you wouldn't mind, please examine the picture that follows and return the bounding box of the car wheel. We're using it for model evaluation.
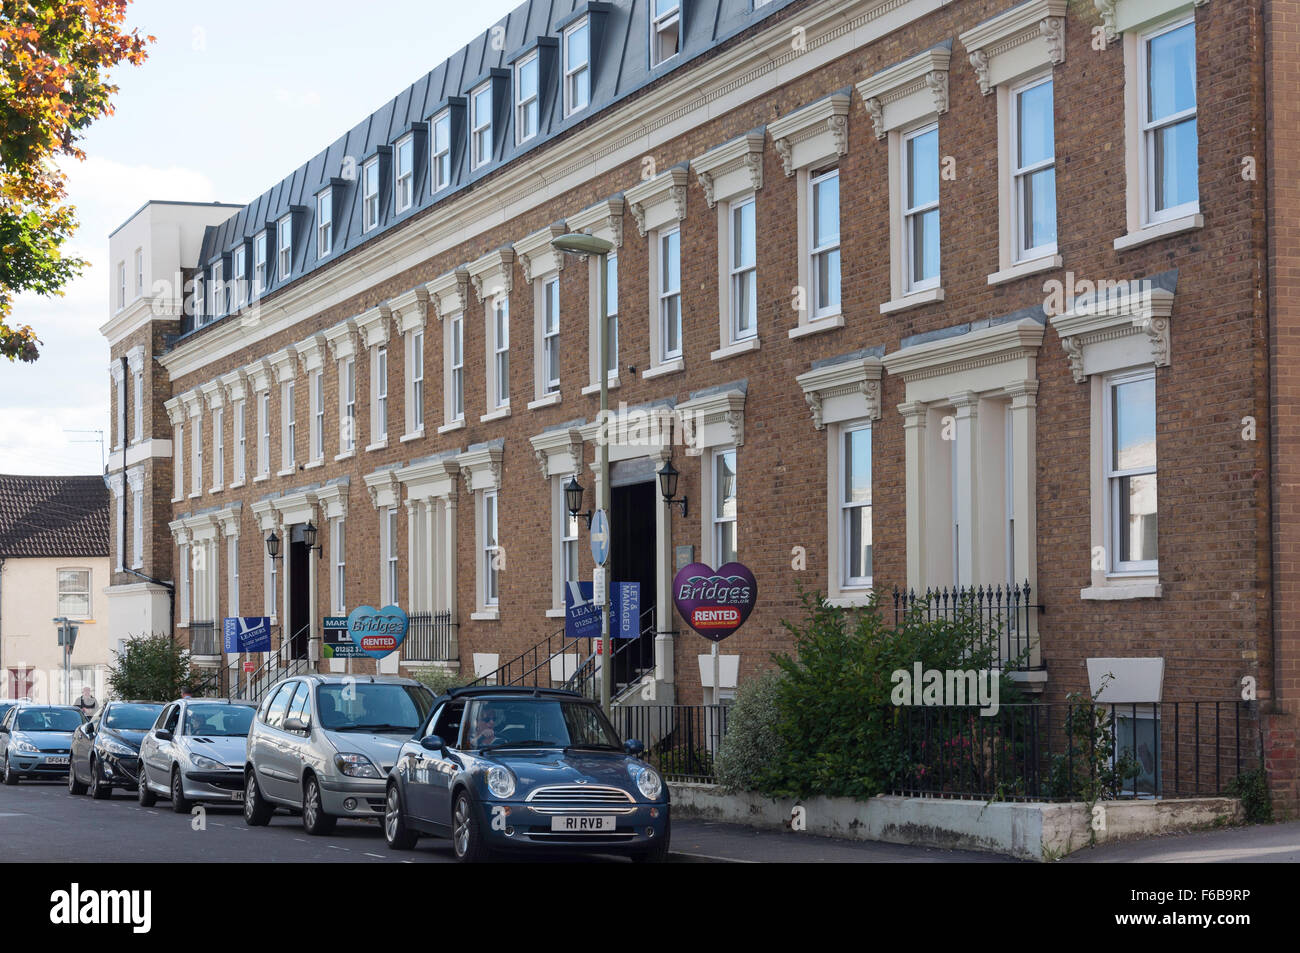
[3,756,18,785]
[452,789,489,863]
[137,767,157,806]
[301,776,336,835]
[68,760,87,795]
[170,767,192,814]
[89,757,111,800]
[384,783,418,850]
[243,769,273,827]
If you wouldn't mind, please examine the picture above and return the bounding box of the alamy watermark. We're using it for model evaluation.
[890,663,1000,716]
[1042,272,1156,320]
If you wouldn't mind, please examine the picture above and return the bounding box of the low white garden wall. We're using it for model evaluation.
[669,783,1242,861]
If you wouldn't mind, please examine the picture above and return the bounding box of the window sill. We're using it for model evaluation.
[228,480,245,490]
[527,393,562,411]
[399,430,425,444]
[582,377,620,396]
[1080,582,1163,601]
[276,468,296,478]
[171,496,183,504]
[1113,213,1203,252]
[788,313,845,339]
[253,474,270,484]
[880,287,944,315]
[824,592,874,609]
[188,491,203,500]
[364,439,388,453]
[209,486,223,495]
[710,338,760,362]
[333,450,356,462]
[302,460,324,471]
[470,610,501,621]
[642,359,685,380]
[480,406,512,424]
[987,254,1062,287]
[545,608,566,619]
[437,419,466,434]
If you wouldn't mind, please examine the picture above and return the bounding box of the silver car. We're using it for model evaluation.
[137,698,255,812]
[243,674,435,835]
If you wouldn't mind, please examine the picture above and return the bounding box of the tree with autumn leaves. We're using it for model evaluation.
[1,0,151,362]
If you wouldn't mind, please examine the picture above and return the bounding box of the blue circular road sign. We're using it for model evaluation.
[590,509,610,566]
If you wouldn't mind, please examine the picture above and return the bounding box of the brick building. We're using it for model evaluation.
[99,0,1300,807]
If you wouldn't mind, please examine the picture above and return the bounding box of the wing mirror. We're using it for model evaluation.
[85,723,96,736]
[624,739,646,758]
[155,729,173,741]
[284,716,309,733]
[419,734,446,752]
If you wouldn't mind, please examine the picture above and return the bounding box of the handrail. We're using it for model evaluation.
[234,622,313,703]
[563,606,658,698]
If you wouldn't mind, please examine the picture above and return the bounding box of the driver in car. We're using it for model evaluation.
[469,708,501,748]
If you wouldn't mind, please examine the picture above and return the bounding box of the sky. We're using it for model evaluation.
[1,0,522,476]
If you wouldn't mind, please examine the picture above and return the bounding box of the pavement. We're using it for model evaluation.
[668,818,1016,862]
[1059,820,1300,863]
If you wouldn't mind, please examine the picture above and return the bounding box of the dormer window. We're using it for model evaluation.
[651,0,680,68]
[431,110,452,192]
[394,135,415,213]
[516,52,539,144]
[564,18,590,116]
[363,157,380,231]
[316,189,333,258]
[277,215,292,280]
[232,244,246,309]
[254,233,267,296]
[471,82,493,169]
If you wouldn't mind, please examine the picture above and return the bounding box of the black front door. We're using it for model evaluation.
[288,530,310,660]
[611,481,656,687]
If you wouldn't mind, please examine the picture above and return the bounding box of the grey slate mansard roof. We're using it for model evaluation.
[0,475,110,559]
[185,0,801,338]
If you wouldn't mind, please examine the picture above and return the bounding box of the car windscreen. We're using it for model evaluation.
[15,708,83,732]
[466,698,621,749]
[316,684,433,732]
[105,704,164,731]
[183,705,254,737]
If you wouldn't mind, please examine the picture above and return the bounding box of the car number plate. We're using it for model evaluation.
[551,815,615,832]
[44,757,69,765]
[230,790,244,801]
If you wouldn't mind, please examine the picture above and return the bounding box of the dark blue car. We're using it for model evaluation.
[68,701,164,798]
[384,687,669,862]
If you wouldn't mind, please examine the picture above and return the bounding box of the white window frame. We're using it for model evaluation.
[543,275,561,395]
[482,489,500,607]
[809,168,842,319]
[134,248,143,296]
[117,262,126,311]
[173,424,184,500]
[254,233,267,296]
[728,195,757,341]
[316,189,333,258]
[234,399,246,483]
[394,134,415,213]
[363,157,380,232]
[132,370,144,444]
[232,245,246,309]
[209,262,224,318]
[341,357,356,453]
[650,0,681,68]
[311,369,324,462]
[258,392,271,477]
[603,253,619,379]
[1103,368,1159,576]
[430,110,452,193]
[490,295,510,409]
[1010,74,1057,262]
[277,215,292,281]
[657,227,682,361]
[449,312,465,423]
[57,568,92,619]
[515,52,539,145]
[190,416,203,497]
[212,407,223,490]
[332,518,347,614]
[712,448,738,566]
[282,379,296,470]
[471,82,493,170]
[902,123,940,294]
[131,487,143,570]
[412,330,425,432]
[375,346,389,440]
[839,423,873,589]
[1138,15,1198,225]
[228,535,240,618]
[385,506,400,605]
[563,18,590,117]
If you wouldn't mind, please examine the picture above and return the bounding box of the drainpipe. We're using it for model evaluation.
[0,557,6,690]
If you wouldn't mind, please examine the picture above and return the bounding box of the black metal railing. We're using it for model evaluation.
[403,610,456,662]
[189,621,220,657]
[612,704,728,783]
[564,607,658,699]
[893,583,1043,672]
[887,701,1258,802]
[470,626,585,688]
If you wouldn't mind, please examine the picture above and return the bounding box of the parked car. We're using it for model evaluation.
[68,701,165,798]
[243,674,436,834]
[137,698,255,812]
[0,703,85,784]
[383,686,669,862]
[0,699,31,726]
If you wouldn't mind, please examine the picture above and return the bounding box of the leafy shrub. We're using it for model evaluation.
[409,666,466,696]
[107,633,203,702]
[1228,768,1273,824]
[715,668,785,792]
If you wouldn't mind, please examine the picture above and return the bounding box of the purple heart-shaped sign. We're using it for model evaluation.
[346,605,409,660]
[672,562,758,642]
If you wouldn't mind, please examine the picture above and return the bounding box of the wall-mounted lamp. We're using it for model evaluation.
[265,531,282,562]
[657,459,689,518]
[564,475,594,529]
[303,521,323,556]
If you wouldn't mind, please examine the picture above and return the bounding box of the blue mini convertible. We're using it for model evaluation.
[384,687,669,862]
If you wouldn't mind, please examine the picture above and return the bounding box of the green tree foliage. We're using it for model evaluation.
[107,633,201,702]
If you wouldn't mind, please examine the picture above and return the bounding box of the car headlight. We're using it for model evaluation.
[334,753,381,779]
[629,764,663,800]
[99,738,136,757]
[486,765,515,799]
[190,753,226,771]
[13,740,40,754]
